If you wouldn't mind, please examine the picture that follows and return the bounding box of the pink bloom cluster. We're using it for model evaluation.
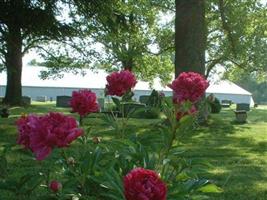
[168,72,209,104]
[70,89,99,117]
[16,112,83,160]
[106,70,137,97]
[124,168,167,200]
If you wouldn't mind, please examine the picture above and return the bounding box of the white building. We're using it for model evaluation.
[206,80,254,106]
[0,67,254,106]
[0,67,172,101]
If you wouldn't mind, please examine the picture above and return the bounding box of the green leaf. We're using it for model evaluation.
[112,97,120,108]
[0,155,8,178]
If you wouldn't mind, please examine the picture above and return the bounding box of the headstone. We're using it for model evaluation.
[98,98,105,111]
[139,95,150,104]
[221,100,231,108]
[22,96,31,106]
[36,96,47,102]
[236,103,250,111]
[56,96,71,107]
[234,110,247,123]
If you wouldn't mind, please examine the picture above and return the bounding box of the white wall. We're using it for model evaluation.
[0,86,172,102]
[0,86,105,100]
[206,92,254,106]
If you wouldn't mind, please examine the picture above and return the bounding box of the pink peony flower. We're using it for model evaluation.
[17,112,83,160]
[124,168,167,200]
[49,180,62,192]
[16,114,37,149]
[168,72,209,104]
[176,104,198,121]
[106,70,137,97]
[70,89,99,117]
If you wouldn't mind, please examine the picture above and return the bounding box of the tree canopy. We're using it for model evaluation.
[206,0,267,78]
[0,0,78,105]
[0,0,266,105]
[73,0,174,83]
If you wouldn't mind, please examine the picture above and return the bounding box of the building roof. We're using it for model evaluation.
[206,80,252,95]
[0,67,252,96]
[0,66,172,91]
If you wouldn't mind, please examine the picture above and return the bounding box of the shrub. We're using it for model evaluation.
[209,97,222,113]
[146,89,163,108]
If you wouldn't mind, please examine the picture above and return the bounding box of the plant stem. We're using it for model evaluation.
[79,115,83,126]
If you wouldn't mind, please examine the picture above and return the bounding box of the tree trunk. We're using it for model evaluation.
[175,0,206,77]
[122,59,133,71]
[3,25,23,106]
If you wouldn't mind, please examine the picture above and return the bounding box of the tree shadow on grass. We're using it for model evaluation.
[178,109,267,199]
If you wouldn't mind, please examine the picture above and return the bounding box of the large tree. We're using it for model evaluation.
[175,0,206,77]
[159,0,266,78]
[70,0,174,84]
[0,0,75,105]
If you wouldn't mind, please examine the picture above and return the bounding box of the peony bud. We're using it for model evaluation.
[49,180,62,193]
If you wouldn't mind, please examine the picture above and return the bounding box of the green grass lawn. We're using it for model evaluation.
[0,102,267,199]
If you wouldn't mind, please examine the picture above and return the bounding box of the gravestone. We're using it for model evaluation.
[236,103,250,111]
[234,110,247,123]
[56,96,71,107]
[36,96,47,102]
[139,95,150,104]
[22,96,31,106]
[221,100,231,108]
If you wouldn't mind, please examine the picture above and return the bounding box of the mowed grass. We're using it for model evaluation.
[0,102,267,200]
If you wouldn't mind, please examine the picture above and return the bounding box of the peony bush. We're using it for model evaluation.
[167,72,209,121]
[0,71,221,200]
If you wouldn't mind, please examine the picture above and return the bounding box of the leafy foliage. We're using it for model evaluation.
[71,0,174,83]
[0,99,220,199]
[206,0,267,77]
[209,97,222,114]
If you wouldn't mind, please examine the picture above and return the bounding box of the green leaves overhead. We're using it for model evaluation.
[206,0,267,77]
[73,0,174,83]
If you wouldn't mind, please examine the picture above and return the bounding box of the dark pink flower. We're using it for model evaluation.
[16,114,38,149]
[168,72,209,104]
[106,70,137,97]
[16,112,83,160]
[124,168,167,200]
[70,89,99,117]
[49,180,62,192]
